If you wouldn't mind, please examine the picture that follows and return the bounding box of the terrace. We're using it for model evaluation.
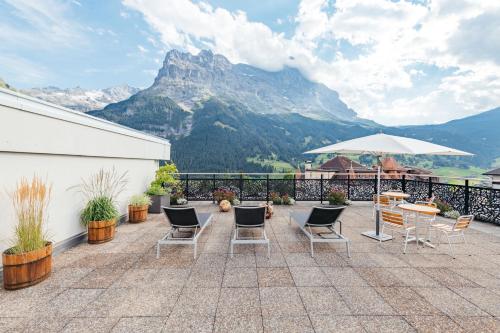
[1,202,500,332]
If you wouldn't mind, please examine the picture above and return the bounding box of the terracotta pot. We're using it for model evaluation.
[2,242,52,290]
[87,219,116,244]
[219,200,231,212]
[128,204,148,223]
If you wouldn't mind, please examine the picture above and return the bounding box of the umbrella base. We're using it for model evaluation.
[361,230,393,242]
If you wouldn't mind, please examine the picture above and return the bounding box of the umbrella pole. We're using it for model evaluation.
[361,162,393,241]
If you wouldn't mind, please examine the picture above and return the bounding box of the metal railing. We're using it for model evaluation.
[173,173,500,224]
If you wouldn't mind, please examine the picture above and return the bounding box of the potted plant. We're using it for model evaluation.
[270,192,282,205]
[327,191,347,205]
[147,163,179,213]
[213,188,237,204]
[128,194,152,223]
[75,168,127,244]
[146,184,169,213]
[3,177,52,290]
[170,182,186,205]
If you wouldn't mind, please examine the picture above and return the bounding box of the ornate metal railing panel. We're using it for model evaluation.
[405,180,429,202]
[469,187,500,224]
[176,174,499,224]
[296,179,321,201]
[348,179,375,201]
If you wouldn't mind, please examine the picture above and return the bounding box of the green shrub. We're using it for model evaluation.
[80,196,119,226]
[270,192,282,205]
[327,191,347,205]
[130,194,152,206]
[435,198,452,213]
[151,163,179,189]
[146,184,167,196]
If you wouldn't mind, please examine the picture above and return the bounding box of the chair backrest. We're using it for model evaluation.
[162,206,199,228]
[453,215,473,231]
[306,206,345,227]
[381,210,405,226]
[234,206,266,227]
[373,194,390,206]
[415,201,438,216]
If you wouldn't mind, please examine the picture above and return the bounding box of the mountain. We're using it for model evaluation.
[86,49,499,172]
[22,85,139,112]
[0,77,15,91]
[150,49,358,121]
[392,107,500,167]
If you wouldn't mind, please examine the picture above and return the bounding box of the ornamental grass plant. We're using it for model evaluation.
[9,176,51,254]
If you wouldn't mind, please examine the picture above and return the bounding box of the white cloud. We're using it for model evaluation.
[137,44,149,53]
[124,0,500,125]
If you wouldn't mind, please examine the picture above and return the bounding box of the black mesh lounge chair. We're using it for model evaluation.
[231,206,269,258]
[157,206,213,259]
[290,206,350,257]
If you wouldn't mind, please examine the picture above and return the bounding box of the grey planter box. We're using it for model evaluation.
[149,194,170,214]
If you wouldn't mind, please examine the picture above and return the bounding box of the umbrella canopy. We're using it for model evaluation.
[305,133,473,156]
[304,133,472,242]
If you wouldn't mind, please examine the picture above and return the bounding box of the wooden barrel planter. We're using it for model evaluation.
[87,219,116,244]
[2,242,52,290]
[128,204,148,223]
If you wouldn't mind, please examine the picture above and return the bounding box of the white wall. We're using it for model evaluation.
[0,87,170,253]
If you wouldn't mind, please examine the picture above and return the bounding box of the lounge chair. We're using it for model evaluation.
[157,206,213,259]
[231,206,269,258]
[290,206,350,257]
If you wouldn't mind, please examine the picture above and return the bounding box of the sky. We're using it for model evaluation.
[1,0,500,126]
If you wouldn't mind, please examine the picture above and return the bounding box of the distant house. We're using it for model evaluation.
[304,155,436,181]
[304,156,375,179]
[483,168,500,189]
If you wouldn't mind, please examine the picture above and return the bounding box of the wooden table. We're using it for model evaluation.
[382,191,410,201]
[398,203,440,248]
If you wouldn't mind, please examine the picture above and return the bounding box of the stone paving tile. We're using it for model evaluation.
[0,286,66,317]
[309,315,366,333]
[187,266,224,288]
[284,253,317,267]
[150,268,191,288]
[170,287,221,317]
[223,267,258,287]
[39,267,93,288]
[257,267,294,287]
[403,315,465,333]
[355,267,402,287]
[82,286,181,317]
[358,315,416,333]
[413,287,489,317]
[23,316,71,333]
[259,287,307,318]
[256,252,287,268]
[71,268,127,289]
[289,266,330,286]
[451,287,500,316]
[48,288,104,317]
[418,267,480,288]
[313,252,348,267]
[111,316,167,333]
[262,316,314,333]
[216,288,261,317]
[226,254,256,267]
[110,268,158,288]
[162,314,214,333]
[386,267,441,287]
[0,317,25,333]
[451,316,500,333]
[203,242,228,254]
[298,287,351,315]
[321,267,369,286]
[450,268,500,288]
[336,285,395,316]
[375,287,442,316]
[61,317,120,333]
[214,315,263,333]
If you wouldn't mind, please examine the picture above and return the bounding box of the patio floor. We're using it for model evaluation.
[2,202,500,332]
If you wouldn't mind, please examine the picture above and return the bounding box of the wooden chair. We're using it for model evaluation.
[373,195,392,218]
[430,215,474,258]
[380,210,415,253]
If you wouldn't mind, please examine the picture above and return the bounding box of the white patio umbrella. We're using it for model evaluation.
[305,133,473,241]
